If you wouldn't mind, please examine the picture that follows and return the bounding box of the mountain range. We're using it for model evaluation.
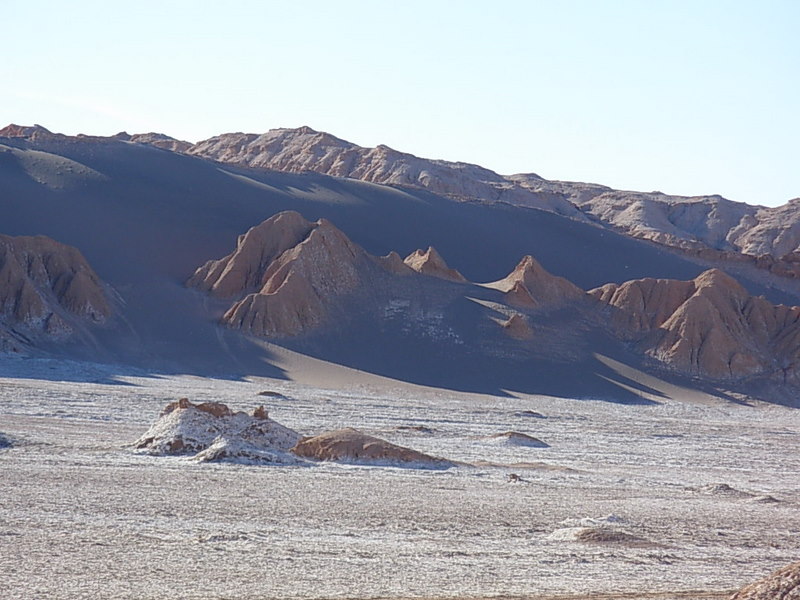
[2,123,799,405]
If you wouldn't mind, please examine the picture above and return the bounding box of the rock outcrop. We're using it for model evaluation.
[575,190,800,260]
[129,132,192,153]
[487,255,585,308]
[0,234,111,340]
[592,269,800,381]
[188,211,315,299]
[186,126,581,217]
[189,211,479,338]
[292,427,453,468]
[0,123,57,140]
[500,313,534,340]
[133,399,302,464]
[188,211,367,337]
[729,561,800,599]
[403,246,466,282]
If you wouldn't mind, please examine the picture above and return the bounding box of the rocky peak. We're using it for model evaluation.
[189,211,368,337]
[376,251,414,275]
[403,246,466,282]
[489,255,584,308]
[129,132,192,153]
[187,210,315,298]
[0,123,55,140]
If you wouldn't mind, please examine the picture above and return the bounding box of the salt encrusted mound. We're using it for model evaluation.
[0,234,111,340]
[729,561,800,599]
[592,268,800,382]
[403,246,466,282]
[481,431,549,448]
[292,427,454,469]
[487,255,585,308]
[133,399,302,464]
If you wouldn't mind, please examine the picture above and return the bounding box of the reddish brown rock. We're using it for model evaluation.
[196,402,233,418]
[489,255,584,308]
[729,561,800,599]
[403,246,466,282]
[292,427,453,468]
[376,251,414,275]
[187,211,314,298]
[0,234,110,336]
[186,126,580,216]
[0,123,56,140]
[592,268,800,381]
[501,313,534,340]
[129,132,192,153]
[188,211,367,337]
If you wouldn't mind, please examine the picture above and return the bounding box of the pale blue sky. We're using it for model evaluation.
[4,0,798,206]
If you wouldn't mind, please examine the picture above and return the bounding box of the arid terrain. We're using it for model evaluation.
[1,357,798,599]
[1,124,799,599]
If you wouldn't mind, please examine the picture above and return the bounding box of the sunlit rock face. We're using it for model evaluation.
[0,234,111,342]
[592,268,800,382]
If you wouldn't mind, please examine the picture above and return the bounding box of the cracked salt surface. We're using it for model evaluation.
[1,358,799,599]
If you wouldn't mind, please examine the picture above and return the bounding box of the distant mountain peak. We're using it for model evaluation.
[0,123,55,139]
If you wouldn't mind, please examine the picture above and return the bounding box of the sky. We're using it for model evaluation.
[4,0,799,206]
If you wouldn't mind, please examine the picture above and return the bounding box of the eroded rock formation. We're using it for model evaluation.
[186,126,580,216]
[403,246,466,282]
[487,255,585,308]
[592,269,800,381]
[188,211,367,337]
[729,561,800,600]
[0,234,110,339]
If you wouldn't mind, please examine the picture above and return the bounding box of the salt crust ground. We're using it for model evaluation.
[1,357,799,600]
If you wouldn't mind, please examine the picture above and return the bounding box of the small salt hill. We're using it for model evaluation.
[134,399,302,465]
[480,431,549,448]
[293,428,454,469]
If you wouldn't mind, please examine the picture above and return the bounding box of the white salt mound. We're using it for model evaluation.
[133,399,301,464]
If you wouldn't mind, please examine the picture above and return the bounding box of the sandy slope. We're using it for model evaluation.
[4,135,800,403]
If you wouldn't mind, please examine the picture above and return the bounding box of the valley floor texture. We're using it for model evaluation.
[1,358,799,599]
